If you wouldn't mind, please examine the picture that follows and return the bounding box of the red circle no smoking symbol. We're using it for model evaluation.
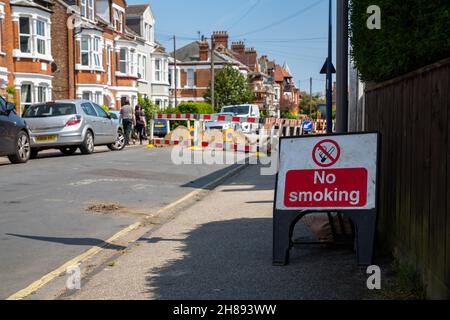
[312,139,341,167]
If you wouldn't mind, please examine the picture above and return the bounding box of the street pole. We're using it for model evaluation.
[173,35,178,107]
[210,38,215,110]
[326,0,333,134]
[336,0,349,133]
[309,77,313,119]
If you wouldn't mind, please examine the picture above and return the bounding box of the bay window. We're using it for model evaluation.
[118,47,137,76]
[17,15,51,58]
[82,91,103,105]
[20,83,50,111]
[79,35,102,70]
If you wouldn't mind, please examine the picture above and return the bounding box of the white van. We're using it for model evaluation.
[220,104,260,133]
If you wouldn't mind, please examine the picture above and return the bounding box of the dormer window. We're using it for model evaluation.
[80,0,86,18]
[80,0,94,20]
[88,0,94,20]
[144,23,152,42]
[113,9,123,33]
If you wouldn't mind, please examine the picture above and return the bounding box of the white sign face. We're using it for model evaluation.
[275,133,378,211]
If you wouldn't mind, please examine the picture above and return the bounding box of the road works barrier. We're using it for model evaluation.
[148,114,333,152]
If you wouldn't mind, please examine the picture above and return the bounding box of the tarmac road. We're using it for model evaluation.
[0,146,239,299]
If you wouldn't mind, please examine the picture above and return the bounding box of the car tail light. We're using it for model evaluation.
[66,115,82,126]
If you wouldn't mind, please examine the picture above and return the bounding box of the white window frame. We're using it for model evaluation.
[80,35,90,66]
[87,0,94,21]
[35,19,46,55]
[21,82,50,111]
[113,9,123,33]
[137,53,147,80]
[21,83,32,110]
[142,55,147,80]
[106,45,112,84]
[119,47,128,74]
[155,58,162,82]
[19,16,31,53]
[80,0,86,18]
[186,69,195,87]
[79,35,102,70]
[92,36,101,68]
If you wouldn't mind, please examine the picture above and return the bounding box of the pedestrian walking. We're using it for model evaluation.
[119,98,135,146]
[134,105,147,145]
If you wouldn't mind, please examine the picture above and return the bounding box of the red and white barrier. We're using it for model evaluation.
[152,138,191,147]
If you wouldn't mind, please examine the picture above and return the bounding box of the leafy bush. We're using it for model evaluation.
[177,102,214,114]
[138,93,159,123]
[350,0,450,83]
[280,111,298,120]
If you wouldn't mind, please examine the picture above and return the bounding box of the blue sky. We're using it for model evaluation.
[128,0,336,94]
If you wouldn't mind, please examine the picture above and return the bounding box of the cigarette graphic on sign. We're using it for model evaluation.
[313,139,341,167]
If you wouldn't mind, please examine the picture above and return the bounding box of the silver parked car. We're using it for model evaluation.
[22,100,125,158]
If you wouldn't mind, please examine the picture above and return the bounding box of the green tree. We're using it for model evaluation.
[204,65,254,112]
[300,92,325,117]
[138,92,159,122]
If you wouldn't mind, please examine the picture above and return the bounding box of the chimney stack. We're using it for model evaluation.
[199,38,209,61]
[231,41,245,55]
[212,31,229,49]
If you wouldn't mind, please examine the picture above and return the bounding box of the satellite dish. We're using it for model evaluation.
[51,62,58,73]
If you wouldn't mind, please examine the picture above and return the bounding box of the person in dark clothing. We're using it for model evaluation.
[120,98,135,146]
[134,105,147,145]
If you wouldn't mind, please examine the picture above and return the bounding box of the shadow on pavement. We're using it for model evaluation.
[6,233,126,250]
[144,218,369,300]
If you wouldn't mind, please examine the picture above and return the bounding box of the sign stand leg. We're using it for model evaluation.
[273,210,306,266]
[273,210,377,266]
[344,210,377,266]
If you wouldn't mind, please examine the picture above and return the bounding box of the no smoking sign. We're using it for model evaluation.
[276,133,379,211]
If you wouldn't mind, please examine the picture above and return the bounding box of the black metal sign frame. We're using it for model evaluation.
[273,132,381,266]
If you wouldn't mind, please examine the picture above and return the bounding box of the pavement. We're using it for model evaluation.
[0,145,241,299]
[61,164,372,300]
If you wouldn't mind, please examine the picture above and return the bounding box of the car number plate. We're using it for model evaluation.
[36,135,58,142]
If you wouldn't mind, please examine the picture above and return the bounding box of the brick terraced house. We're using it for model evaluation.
[170,32,249,105]
[170,31,301,114]
[0,0,170,112]
[0,0,54,113]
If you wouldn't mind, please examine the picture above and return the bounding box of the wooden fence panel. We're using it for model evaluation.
[365,59,449,298]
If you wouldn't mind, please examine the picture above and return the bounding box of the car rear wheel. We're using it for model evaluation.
[8,131,30,164]
[79,131,94,154]
[107,130,125,151]
[60,146,78,156]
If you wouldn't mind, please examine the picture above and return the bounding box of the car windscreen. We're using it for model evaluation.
[23,104,77,118]
[221,105,250,115]
[154,120,167,126]
[109,113,119,120]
